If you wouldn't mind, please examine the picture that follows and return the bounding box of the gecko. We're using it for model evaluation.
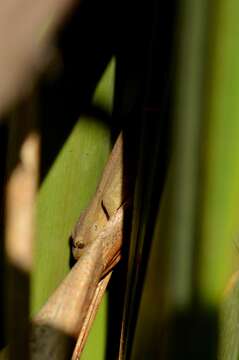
[71,132,130,260]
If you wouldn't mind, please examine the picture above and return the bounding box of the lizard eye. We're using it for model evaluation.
[75,241,85,249]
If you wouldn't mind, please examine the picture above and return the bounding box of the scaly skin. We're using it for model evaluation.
[71,133,125,260]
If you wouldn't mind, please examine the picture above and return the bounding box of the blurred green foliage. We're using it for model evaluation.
[32,59,115,359]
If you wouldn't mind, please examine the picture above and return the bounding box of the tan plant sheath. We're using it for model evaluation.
[31,206,124,359]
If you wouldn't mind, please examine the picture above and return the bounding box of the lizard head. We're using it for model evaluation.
[72,235,86,259]
[71,204,108,261]
[71,221,102,260]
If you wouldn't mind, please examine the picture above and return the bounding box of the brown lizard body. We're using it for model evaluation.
[71,132,127,260]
